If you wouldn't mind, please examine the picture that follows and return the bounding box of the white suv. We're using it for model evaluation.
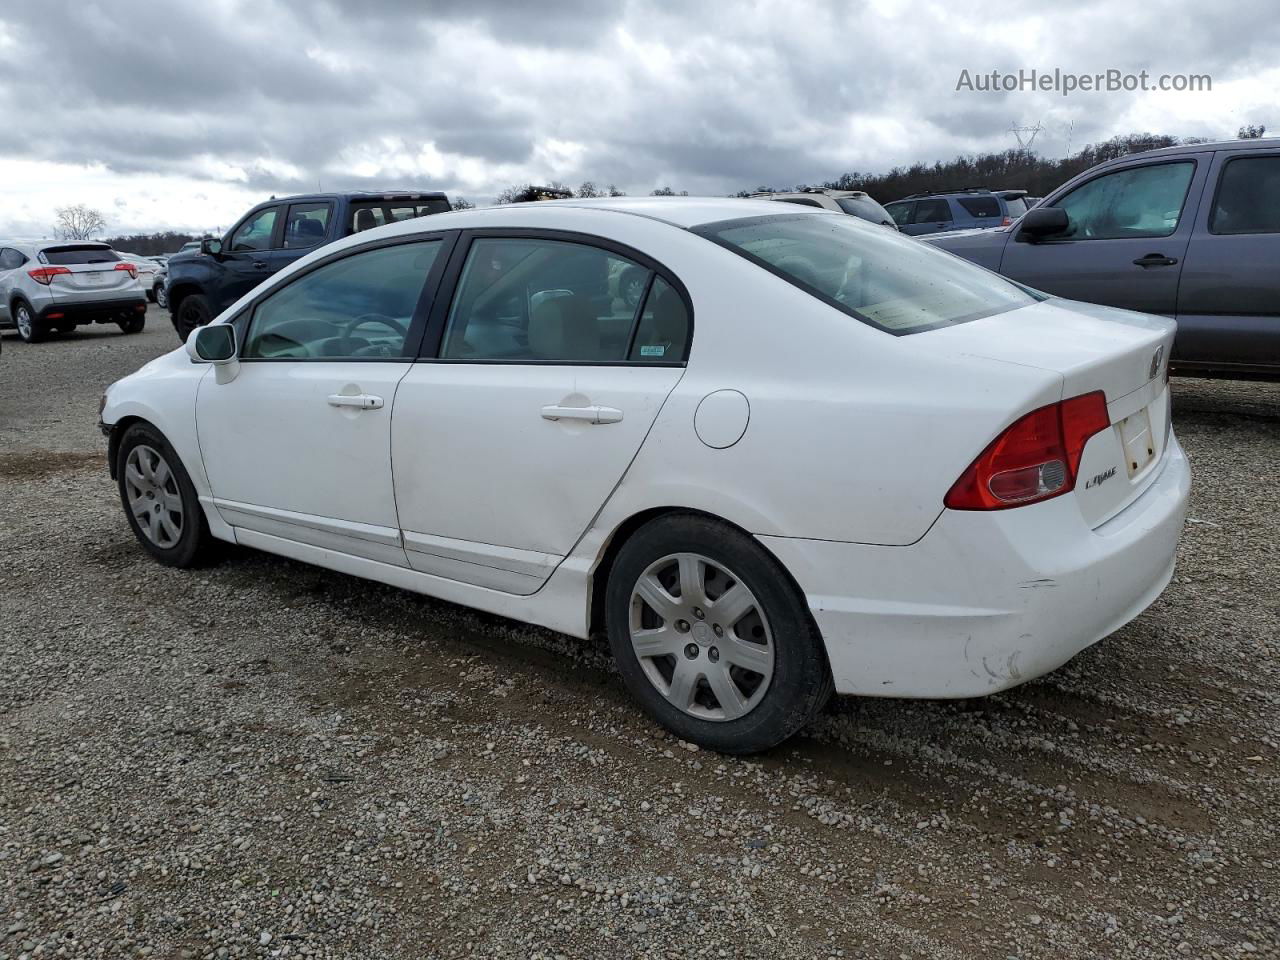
[0,241,148,343]
[748,189,898,228]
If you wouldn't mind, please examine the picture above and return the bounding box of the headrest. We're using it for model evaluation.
[528,295,599,361]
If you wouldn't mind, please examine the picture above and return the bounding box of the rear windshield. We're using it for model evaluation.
[957,196,1001,218]
[835,195,894,226]
[1003,197,1028,218]
[350,198,451,233]
[693,214,1038,335]
[42,246,119,265]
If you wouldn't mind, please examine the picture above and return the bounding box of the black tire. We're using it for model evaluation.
[118,316,145,335]
[116,422,215,568]
[173,293,211,341]
[146,288,157,303]
[13,300,45,343]
[605,514,833,754]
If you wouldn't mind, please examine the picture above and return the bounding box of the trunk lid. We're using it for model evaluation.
[922,297,1177,527]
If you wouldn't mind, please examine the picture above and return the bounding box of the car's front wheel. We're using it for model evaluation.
[154,283,168,309]
[173,293,211,341]
[116,423,214,567]
[13,301,45,343]
[606,514,833,754]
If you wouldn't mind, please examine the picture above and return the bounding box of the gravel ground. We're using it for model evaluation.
[1,310,1277,959]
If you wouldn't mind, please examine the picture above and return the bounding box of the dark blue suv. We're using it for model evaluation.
[884,189,1029,236]
[166,191,451,340]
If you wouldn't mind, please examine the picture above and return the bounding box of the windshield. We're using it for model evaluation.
[835,195,894,226]
[693,213,1039,334]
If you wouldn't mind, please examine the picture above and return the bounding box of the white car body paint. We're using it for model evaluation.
[102,197,1191,698]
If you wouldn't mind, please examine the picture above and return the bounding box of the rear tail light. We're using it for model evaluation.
[28,266,71,285]
[1000,216,1013,226]
[945,392,1110,510]
[114,262,138,279]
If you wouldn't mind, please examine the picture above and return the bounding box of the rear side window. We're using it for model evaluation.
[957,196,1001,218]
[695,213,1037,335]
[284,202,331,249]
[1211,155,1280,234]
[41,246,119,265]
[440,237,672,363]
[0,247,28,269]
[912,199,952,224]
[243,241,442,360]
[628,276,690,362]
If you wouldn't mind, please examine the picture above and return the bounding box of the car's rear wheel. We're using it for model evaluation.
[606,514,833,754]
[118,316,145,335]
[173,293,211,341]
[13,301,45,343]
[117,423,214,568]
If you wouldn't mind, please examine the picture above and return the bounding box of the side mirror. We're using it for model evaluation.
[1016,206,1069,242]
[185,324,240,383]
[200,237,223,257]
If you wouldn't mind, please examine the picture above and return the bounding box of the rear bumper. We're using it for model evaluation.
[761,435,1191,698]
[38,297,147,325]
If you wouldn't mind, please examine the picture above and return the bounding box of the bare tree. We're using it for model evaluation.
[650,186,688,196]
[576,181,602,198]
[1238,123,1267,139]
[451,196,475,210]
[55,204,107,240]
[606,184,625,197]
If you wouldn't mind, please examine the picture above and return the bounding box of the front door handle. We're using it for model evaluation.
[541,404,623,424]
[1133,253,1179,267]
[327,393,384,410]
[252,260,269,269]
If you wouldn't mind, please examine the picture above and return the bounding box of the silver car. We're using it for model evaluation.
[0,240,148,343]
[117,252,164,303]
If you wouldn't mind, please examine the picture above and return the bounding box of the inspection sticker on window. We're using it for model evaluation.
[640,344,666,357]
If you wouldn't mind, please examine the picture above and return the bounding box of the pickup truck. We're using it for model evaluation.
[926,138,1280,380]
[166,191,451,340]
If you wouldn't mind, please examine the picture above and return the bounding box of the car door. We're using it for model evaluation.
[998,158,1206,316]
[1175,149,1280,370]
[391,231,692,594]
[195,234,454,565]
[902,198,954,236]
[213,204,287,313]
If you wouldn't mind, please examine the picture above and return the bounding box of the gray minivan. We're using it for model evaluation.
[926,138,1280,379]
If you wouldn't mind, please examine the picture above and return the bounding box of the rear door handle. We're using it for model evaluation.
[327,393,384,410]
[541,404,623,424]
[1133,254,1179,267]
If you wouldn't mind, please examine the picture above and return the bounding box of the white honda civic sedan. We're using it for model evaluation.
[100,197,1191,753]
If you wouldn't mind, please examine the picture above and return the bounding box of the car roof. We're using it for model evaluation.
[525,195,820,228]
[1109,136,1280,163]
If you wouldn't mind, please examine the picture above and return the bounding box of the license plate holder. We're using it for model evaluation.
[1117,406,1155,477]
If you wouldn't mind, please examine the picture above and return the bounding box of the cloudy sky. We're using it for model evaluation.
[0,0,1276,236]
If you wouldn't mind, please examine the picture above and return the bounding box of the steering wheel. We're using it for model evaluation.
[343,313,408,339]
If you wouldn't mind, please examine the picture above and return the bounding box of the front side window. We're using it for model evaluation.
[695,213,1038,335]
[243,240,441,359]
[912,199,953,224]
[1210,155,1280,235]
[884,201,914,226]
[229,207,279,252]
[440,237,674,363]
[1053,161,1195,240]
[284,202,332,249]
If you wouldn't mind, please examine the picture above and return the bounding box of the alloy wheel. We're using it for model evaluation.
[123,444,184,548]
[15,305,32,340]
[629,552,774,721]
